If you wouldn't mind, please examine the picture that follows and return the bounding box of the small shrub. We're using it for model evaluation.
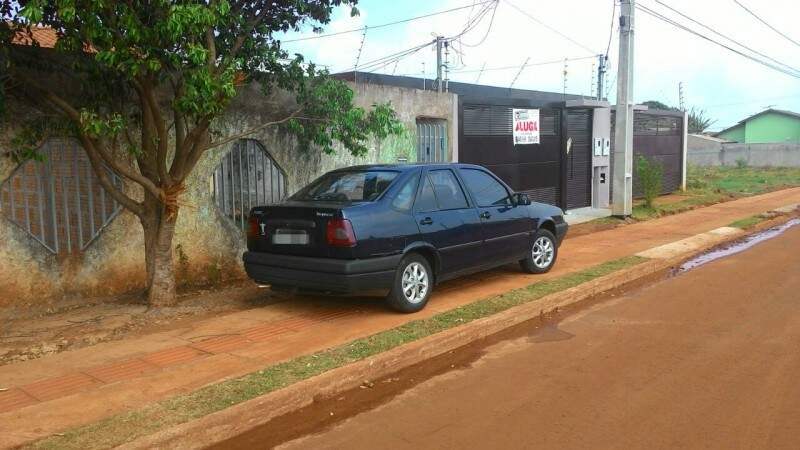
[636,155,663,209]
[735,158,748,169]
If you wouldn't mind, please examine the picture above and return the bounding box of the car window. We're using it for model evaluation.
[459,168,511,207]
[291,170,398,202]
[428,170,469,210]
[415,175,438,212]
[391,173,419,211]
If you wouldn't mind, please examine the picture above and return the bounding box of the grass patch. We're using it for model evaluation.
[585,166,800,225]
[728,215,768,229]
[30,256,646,450]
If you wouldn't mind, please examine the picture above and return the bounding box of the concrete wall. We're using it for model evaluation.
[688,142,800,167]
[0,81,455,307]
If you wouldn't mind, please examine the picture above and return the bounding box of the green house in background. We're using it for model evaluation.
[716,109,800,143]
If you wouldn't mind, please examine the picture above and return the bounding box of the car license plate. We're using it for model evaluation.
[272,229,309,245]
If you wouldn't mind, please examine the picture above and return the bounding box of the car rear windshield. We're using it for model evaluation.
[291,170,399,202]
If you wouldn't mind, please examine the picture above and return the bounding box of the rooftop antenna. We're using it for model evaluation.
[392,60,399,75]
[562,58,568,100]
[422,62,426,90]
[679,81,686,111]
[590,58,597,97]
[509,57,530,90]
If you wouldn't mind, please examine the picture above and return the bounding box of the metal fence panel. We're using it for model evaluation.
[212,139,286,228]
[0,138,123,254]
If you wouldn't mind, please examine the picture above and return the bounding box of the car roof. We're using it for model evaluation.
[331,163,486,172]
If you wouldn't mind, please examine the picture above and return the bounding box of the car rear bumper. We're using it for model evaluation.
[243,252,401,295]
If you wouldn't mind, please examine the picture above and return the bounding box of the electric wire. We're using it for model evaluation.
[636,3,800,79]
[653,0,800,75]
[504,0,599,56]
[732,0,800,49]
[282,0,498,43]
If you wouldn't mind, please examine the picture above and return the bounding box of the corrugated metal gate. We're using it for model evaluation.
[611,109,684,197]
[459,101,563,207]
[565,109,593,209]
[416,119,448,162]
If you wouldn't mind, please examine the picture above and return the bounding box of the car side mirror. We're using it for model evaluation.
[513,193,531,206]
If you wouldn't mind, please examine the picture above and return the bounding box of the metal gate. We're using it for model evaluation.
[0,139,122,254]
[416,119,448,162]
[565,109,593,209]
[459,101,563,207]
[610,109,684,197]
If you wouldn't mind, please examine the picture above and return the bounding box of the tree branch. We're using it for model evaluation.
[206,108,304,150]
[133,76,171,186]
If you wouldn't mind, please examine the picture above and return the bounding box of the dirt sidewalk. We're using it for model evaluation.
[1,187,799,448]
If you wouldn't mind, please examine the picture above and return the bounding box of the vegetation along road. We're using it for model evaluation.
[218,220,800,450]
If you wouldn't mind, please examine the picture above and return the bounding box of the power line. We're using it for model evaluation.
[344,2,498,75]
[732,0,800,49]
[605,0,617,56]
[447,55,597,74]
[504,0,599,56]
[282,0,497,43]
[653,0,800,75]
[636,3,800,79]
[700,92,800,108]
[458,0,499,48]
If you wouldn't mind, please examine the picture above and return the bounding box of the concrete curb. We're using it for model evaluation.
[120,209,797,450]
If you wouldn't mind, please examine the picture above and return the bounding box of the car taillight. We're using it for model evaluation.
[247,215,261,238]
[326,218,357,247]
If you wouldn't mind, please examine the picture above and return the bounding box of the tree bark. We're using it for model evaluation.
[141,194,178,307]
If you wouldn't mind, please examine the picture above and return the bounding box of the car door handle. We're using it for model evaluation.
[480,211,491,219]
[419,217,433,225]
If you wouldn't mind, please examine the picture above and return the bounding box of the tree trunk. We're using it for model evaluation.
[141,195,178,306]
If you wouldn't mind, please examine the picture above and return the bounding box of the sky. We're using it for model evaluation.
[279,0,800,132]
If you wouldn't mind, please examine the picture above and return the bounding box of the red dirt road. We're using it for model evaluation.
[273,225,800,450]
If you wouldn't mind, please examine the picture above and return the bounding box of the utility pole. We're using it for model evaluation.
[435,36,444,93]
[597,54,607,100]
[612,0,635,217]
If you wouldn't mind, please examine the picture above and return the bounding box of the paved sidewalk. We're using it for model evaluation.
[2,187,800,448]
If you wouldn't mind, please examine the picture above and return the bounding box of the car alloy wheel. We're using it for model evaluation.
[401,262,429,304]
[531,236,555,269]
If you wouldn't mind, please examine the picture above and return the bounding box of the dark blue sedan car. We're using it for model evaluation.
[243,164,567,313]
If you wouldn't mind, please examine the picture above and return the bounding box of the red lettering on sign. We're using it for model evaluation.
[515,121,539,132]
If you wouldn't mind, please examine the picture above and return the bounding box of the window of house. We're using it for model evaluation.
[416,118,448,162]
[0,138,123,255]
[211,139,286,229]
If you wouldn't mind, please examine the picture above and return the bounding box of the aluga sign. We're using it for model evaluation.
[513,108,540,145]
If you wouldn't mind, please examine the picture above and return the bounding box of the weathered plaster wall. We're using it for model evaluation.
[0,81,456,307]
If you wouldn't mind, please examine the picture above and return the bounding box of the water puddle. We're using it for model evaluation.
[678,218,800,273]
[528,323,575,343]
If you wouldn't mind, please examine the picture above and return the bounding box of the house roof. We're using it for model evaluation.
[10,25,60,48]
[716,108,800,136]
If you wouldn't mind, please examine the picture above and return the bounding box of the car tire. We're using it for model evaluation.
[386,253,433,313]
[520,229,558,274]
